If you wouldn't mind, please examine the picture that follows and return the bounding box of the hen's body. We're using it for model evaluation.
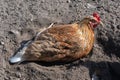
[23,22,94,62]
[10,13,102,63]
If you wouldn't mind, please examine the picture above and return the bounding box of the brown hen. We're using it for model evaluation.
[9,12,103,63]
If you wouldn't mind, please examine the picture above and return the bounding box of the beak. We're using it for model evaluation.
[99,21,104,27]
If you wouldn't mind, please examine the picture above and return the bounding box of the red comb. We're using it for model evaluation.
[93,12,100,22]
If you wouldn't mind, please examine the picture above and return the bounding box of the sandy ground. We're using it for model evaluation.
[0,0,120,80]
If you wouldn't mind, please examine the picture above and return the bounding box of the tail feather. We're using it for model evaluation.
[9,40,32,63]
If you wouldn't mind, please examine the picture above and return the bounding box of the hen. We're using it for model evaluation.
[10,12,103,63]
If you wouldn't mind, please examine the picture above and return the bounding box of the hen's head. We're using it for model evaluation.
[90,12,103,28]
[82,12,103,28]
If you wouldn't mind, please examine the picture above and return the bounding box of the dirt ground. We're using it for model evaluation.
[0,0,120,80]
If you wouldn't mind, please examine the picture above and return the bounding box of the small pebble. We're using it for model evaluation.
[9,30,20,36]
[0,41,4,45]
[87,3,96,9]
[15,72,22,78]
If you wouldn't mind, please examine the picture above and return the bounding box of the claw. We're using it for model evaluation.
[92,69,100,80]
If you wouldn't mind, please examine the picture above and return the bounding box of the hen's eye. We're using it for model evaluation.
[91,19,97,23]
